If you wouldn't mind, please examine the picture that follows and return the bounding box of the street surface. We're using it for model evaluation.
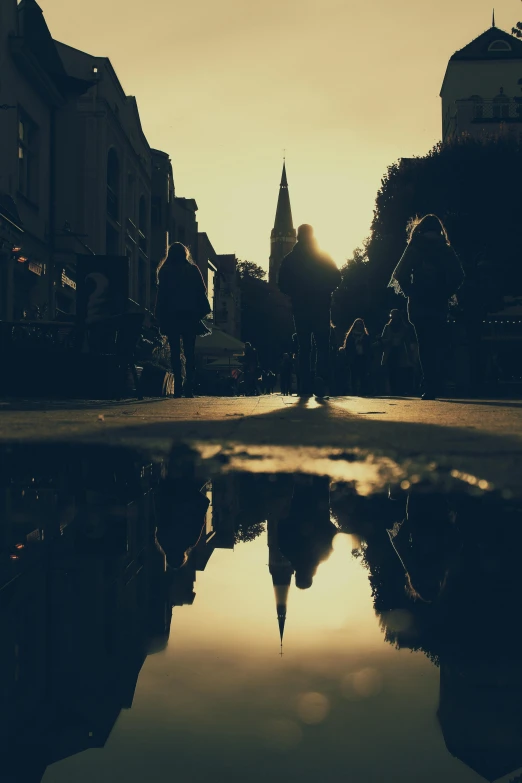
[1,395,520,496]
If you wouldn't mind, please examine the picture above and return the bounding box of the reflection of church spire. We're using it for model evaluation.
[268,515,294,655]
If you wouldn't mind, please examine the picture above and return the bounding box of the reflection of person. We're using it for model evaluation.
[381,309,416,396]
[156,243,211,398]
[387,492,459,604]
[278,224,341,398]
[155,479,210,569]
[389,215,464,400]
[277,476,337,589]
[342,318,371,396]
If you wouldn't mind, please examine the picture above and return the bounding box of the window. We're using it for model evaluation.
[18,110,39,201]
[151,196,161,227]
[488,40,512,51]
[139,195,148,254]
[107,148,120,222]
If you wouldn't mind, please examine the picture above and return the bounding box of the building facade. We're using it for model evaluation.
[441,24,522,143]
[268,162,296,287]
[215,253,241,340]
[0,0,92,321]
[54,41,153,313]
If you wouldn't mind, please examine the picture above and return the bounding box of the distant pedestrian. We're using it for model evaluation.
[242,342,260,395]
[278,224,341,397]
[381,309,416,395]
[280,353,293,396]
[342,318,371,396]
[156,243,211,398]
[389,214,464,400]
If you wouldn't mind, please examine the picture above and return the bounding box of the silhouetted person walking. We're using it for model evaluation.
[242,342,260,395]
[156,243,211,398]
[278,224,341,397]
[342,318,371,396]
[389,215,464,400]
[381,309,416,396]
[280,352,293,395]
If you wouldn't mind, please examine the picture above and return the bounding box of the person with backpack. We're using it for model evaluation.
[389,215,464,400]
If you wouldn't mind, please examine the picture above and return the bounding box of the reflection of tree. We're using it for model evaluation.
[353,487,522,782]
[234,520,266,544]
[213,473,294,546]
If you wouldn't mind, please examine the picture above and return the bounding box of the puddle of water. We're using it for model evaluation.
[1,445,521,783]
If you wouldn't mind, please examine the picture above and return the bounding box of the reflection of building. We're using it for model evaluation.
[441,22,522,142]
[0,446,167,782]
[169,480,236,608]
[268,162,296,287]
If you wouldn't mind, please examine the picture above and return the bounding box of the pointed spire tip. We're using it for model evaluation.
[492,8,495,27]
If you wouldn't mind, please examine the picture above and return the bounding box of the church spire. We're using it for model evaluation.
[269,161,297,285]
[492,8,495,27]
[273,160,293,235]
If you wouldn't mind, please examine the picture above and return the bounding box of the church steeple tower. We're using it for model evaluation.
[269,161,297,286]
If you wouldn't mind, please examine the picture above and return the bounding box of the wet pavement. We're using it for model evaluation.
[2,442,522,783]
[0,395,521,495]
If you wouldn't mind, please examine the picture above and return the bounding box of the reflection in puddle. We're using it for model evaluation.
[1,444,521,783]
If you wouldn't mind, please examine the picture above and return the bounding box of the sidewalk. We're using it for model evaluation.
[1,395,521,495]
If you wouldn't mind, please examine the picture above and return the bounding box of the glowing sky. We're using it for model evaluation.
[40,0,516,269]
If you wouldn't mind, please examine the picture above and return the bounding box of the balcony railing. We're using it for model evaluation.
[138,229,147,255]
[473,101,522,121]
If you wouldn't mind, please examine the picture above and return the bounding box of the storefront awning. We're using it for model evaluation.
[0,192,24,234]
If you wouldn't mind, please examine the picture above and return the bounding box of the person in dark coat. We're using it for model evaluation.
[242,342,260,396]
[278,224,341,397]
[342,318,372,396]
[156,243,211,398]
[381,309,417,396]
[389,215,464,400]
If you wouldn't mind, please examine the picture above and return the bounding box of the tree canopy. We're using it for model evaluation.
[236,260,267,280]
[334,135,522,334]
[237,261,294,369]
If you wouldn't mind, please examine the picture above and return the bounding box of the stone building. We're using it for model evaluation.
[268,162,296,287]
[441,22,522,142]
[0,0,155,320]
[0,0,92,321]
[197,231,218,311]
[215,253,241,340]
[54,40,153,313]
